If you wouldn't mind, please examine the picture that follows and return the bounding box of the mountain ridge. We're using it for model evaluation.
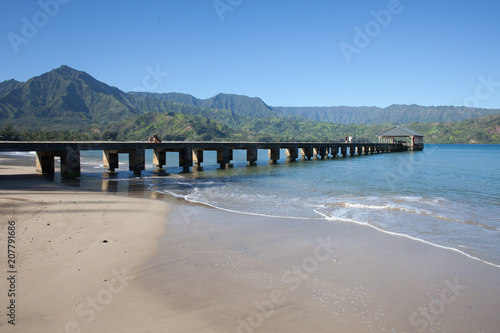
[275,104,500,124]
[0,65,142,126]
[128,91,282,119]
[0,66,499,145]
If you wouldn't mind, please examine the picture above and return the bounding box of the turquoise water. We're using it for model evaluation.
[74,144,500,266]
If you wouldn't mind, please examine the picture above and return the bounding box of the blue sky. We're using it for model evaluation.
[1,0,499,108]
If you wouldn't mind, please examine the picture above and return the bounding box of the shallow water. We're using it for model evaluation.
[9,144,500,266]
[137,144,500,266]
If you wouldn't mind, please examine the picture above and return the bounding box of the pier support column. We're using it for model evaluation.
[300,147,313,160]
[286,147,298,162]
[128,148,145,176]
[362,146,369,155]
[247,148,257,166]
[36,151,55,175]
[341,146,347,157]
[313,147,319,160]
[61,146,81,178]
[104,150,119,172]
[153,149,166,169]
[192,149,203,168]
[330,146,338,158]
[179,148,193,172]
[268,147,280,164]
[320,147,328,159]
[314,147,327,159]
[348,146,355,156]
[217,148,233,169]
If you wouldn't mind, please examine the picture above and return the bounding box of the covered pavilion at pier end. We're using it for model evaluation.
[378,126,424,151]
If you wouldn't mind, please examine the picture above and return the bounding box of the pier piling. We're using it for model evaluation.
[0,141,415,178]
[247,148,258,166]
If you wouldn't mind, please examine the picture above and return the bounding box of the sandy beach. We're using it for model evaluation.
[1,159,500,332]
[0,163,171,332]
[142,204,500,333]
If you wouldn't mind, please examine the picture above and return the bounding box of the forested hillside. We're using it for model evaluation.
[276,104,500,124]
[1,66,499,144]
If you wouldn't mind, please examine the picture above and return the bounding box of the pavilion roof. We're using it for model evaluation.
[378,126,424,137]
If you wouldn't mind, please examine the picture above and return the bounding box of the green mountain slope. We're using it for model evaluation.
[0,66,499,144]
[129,92,282,119]
[127,94,240,127]
[276,104,500,124]
[0,65,141,130]
[113,112,242,141]
[0,79,24,96]
[406,114,500,144]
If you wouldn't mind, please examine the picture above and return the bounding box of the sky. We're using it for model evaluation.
[1,0,500,109]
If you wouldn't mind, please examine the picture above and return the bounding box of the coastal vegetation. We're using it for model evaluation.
[2,114,499,144]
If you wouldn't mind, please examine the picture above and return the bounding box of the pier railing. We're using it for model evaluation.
[0,141,407,178]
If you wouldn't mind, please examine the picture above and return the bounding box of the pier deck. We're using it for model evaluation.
[0,141,407,178]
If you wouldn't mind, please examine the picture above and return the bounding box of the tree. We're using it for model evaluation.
[101,130,119,141]
[0,123,20,141]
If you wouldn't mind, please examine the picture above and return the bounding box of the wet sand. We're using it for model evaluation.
[141,203,500,333]
[1,158,499,332]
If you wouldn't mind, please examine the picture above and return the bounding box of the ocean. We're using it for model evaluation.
[14,144,500,267]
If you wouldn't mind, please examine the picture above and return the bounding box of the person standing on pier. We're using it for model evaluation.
[148,135,161,143]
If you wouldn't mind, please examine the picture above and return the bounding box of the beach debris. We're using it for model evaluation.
[102,240,108,243]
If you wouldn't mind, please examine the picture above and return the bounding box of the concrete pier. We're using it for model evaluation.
[192,149,203,168]
[217,147,233,169]
[0,141,409,178]
[179,148,192,172]
[300,147,314,160]
[103,149,145,175]
[286,147,298,162]
[246,148,258,166]
[36,146,80,178]
[268,147,280,164]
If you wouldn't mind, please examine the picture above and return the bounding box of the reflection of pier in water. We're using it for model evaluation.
[0,141,413,178]
[100,176,167,200]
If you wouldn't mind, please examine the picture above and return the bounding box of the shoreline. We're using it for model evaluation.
[184,193,500,269]
[1,159,500,332]
[143,202,500,332]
